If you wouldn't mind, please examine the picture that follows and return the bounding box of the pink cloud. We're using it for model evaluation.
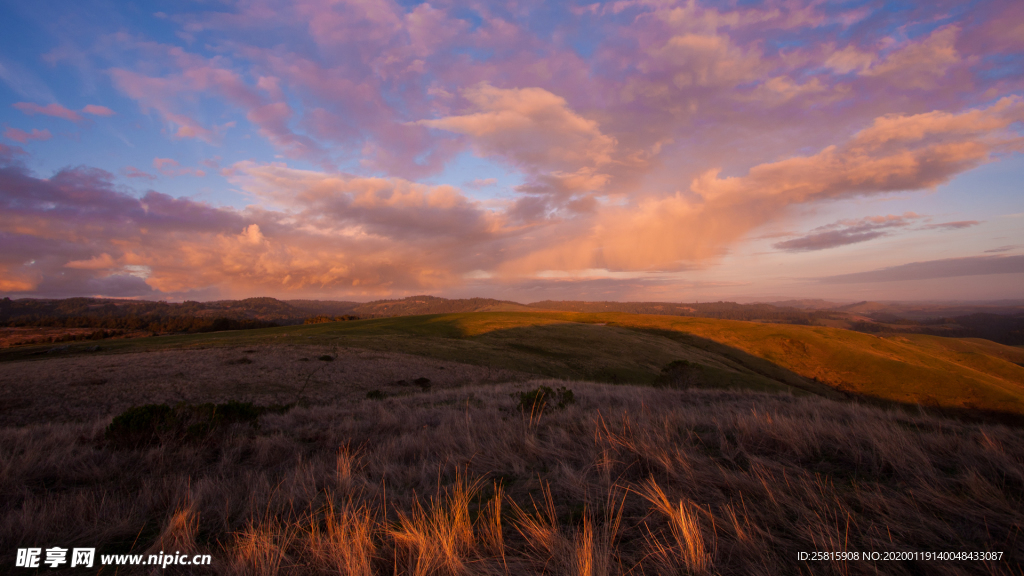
[153,157,178,170]
[419,83,616,173]
[466,178,498,189]
[0,143,27,159]
[110,42,323,162]
[109,68,225,143]
[82,104,116,117]
[418,83,617,206]
[773,213,924,252]
[246,101,320,159]
[12,102,82,122]
[152,157,206,178]
[860,26,962,90]
[122,166,156,180]
[3,128,52,143]
[923,220,981,230]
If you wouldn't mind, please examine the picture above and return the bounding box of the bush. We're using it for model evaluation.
[655,360,705,389]
[514,385,575,413]
[304,315,361,324]
[105,404,174,448]
[105,402,285,448]
[367,390,387,400]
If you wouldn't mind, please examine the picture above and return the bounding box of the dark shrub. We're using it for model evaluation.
[413,377,432,390]
[656,360,705,389]
[214,401,264,424]
[105,402,285,448]
[367,390,387,400]
[515,385,575,413]
[105,404,174,448]
[317,355,334,362]
[304,314,361,324]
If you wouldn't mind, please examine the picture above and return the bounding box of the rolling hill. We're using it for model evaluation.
[7,311,1023,419]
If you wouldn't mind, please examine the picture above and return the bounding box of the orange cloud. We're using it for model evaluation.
[691,97,1024,205]
[498,98,1024,274]
[65,253,118,270]
[418,83,616,175]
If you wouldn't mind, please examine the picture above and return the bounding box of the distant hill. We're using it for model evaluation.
[347,295,539,317]
[758,299,845,309]
[0,296,307,325]
[526,299,833,324]
[4,295,1024,345]
[833,301,895,315]
[284,299,362,317]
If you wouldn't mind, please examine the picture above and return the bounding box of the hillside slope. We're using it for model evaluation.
[8,311,1023,417]
[287,311,1024,414]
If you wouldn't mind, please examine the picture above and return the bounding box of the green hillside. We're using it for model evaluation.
[6,311,1024,416]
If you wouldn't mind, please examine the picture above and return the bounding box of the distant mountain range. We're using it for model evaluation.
[3,295,1023,344]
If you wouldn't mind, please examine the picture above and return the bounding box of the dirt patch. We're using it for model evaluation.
[0,345,532,427]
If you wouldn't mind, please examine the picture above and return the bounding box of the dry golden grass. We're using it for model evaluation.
[1,380,1022,574]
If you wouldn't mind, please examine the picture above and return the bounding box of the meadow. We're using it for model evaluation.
[1,312,1022,574]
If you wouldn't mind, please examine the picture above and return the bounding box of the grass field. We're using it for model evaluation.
[6,311,1023,418]
[2,382,1022,575]
[3,312,1024,574]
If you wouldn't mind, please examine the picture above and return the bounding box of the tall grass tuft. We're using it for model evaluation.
[637,478,714,574]
[305,495,377,576]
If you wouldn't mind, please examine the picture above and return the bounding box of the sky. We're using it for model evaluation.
[0,0,1022,303]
